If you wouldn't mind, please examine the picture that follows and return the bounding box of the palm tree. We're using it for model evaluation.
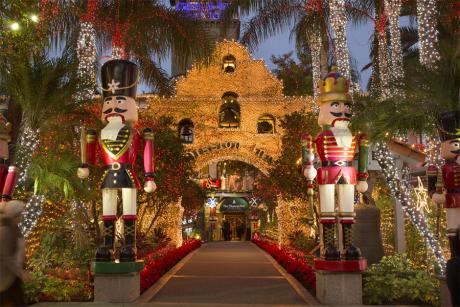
[222,0,332,97]
[44,0,216,94]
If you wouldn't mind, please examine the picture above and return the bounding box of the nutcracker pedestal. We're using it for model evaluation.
[315,259,367,305]
[92,261,144,303]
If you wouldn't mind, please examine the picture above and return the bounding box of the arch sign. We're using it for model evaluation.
[188,142,274,165]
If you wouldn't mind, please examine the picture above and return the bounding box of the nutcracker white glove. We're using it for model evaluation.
[432,192,446,205]
[144,180,157,193]
[356,181,368,193]
[77,167,89,179]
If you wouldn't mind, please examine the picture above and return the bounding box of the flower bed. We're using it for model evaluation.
[140,239,201,293]
[252,234,316,291]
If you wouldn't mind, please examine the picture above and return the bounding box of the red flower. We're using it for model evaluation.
[139,239,201,293]
[252,237,316,290]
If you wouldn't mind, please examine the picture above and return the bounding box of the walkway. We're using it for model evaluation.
[139,241,317,306]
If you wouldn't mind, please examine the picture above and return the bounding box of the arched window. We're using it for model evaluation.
[219,92,240,128]
[257,115,275,134]
[222,54,236,73]
[178,119,194,144]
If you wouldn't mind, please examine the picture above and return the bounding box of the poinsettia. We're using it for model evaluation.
[252,236,315,290]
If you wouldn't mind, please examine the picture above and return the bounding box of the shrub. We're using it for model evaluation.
[363,254,439,305]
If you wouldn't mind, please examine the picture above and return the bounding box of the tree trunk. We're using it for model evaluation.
[14,124,40,189]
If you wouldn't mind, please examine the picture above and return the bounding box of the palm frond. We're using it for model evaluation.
[240,0,304,51]
[0,46,84,129]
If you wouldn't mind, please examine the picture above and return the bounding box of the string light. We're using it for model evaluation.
[21,194,45,236]
[417,0,440,68]
[377,31,391,99]
[425,135,443,168]
[329,0,351,81]
[10,22,20,31]
[309,33,322,101]
[374,143,446,274]
[385,0,404,82]
[15,126,39,188]
[76,22,97,102]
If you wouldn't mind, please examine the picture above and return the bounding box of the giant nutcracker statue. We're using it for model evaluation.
[77,59,156,262]
[303,67,369,267]
[427,111,460,306]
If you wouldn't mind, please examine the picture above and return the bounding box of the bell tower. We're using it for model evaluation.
[170,0,240,77]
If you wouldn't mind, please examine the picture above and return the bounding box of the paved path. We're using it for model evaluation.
[138,241,317,306]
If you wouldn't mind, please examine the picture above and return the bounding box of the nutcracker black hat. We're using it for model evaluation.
[438,111,460,141]
[101,60,139,99]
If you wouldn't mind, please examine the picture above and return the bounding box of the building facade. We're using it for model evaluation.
[142,40,312,240]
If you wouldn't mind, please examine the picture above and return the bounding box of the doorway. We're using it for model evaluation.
[223,214,247,241]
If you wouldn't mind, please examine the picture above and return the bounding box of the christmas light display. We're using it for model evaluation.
[328,0,351,81]
[21,194,45,236]
[76,22,97,101]
[309,33,322,101]
[425,136,443,168]
[377,31,391,99]
[15,126,39,188]
[417,0,440,68]
[384,0,404,81]
[373,142,446,273]
[414,176,430,215]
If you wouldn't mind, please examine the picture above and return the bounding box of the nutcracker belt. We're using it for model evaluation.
[321,161,353,167]
[106,162,132,171]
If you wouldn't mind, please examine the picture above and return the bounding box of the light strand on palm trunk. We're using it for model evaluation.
[76,22,97,102]
[374,143,446,274]
[328,0,351,81]
[376,31,391,99]
[416,0,440,68]
[309,32,322,104]
[385,0,404,82]
[15,126,40,189]
[20,194,45,237]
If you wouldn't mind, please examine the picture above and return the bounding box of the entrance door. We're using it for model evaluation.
[223,214,246,241]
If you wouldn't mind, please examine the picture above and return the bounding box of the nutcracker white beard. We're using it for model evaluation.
[330,119,353,147]
[101,116,125,141]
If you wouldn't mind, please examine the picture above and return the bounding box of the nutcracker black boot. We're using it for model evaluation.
[322,223,340,260]
[448,232,459,258]
[120,219,136,262]
[342,223,362,260]
[96,220,115,262]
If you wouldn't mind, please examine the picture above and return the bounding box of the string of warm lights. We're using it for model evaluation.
[384,0,404,82]
[376,32,391,99]
[329,0,351,81]
[417,0,440,68]
[21,194,45,237]
[309,33,322,102]
[425,136,443,168]
[15,126,39,188]
[76,22,97,101]
[374,143,446,274]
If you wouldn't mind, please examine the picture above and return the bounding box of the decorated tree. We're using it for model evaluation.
[271,52,313,97]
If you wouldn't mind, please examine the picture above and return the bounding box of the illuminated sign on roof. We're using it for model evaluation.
[175,1,230,20]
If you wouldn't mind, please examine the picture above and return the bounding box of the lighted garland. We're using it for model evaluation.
[425,135,443,168]
[15,126,40,188]
[384,0,404,82]
[76,22,97,102]
[309,32,322,101]
[374,143,446,273]
[417,0,440,68]
[21,194,45,237]
[376,31,391,99]
[329,0,351,81]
